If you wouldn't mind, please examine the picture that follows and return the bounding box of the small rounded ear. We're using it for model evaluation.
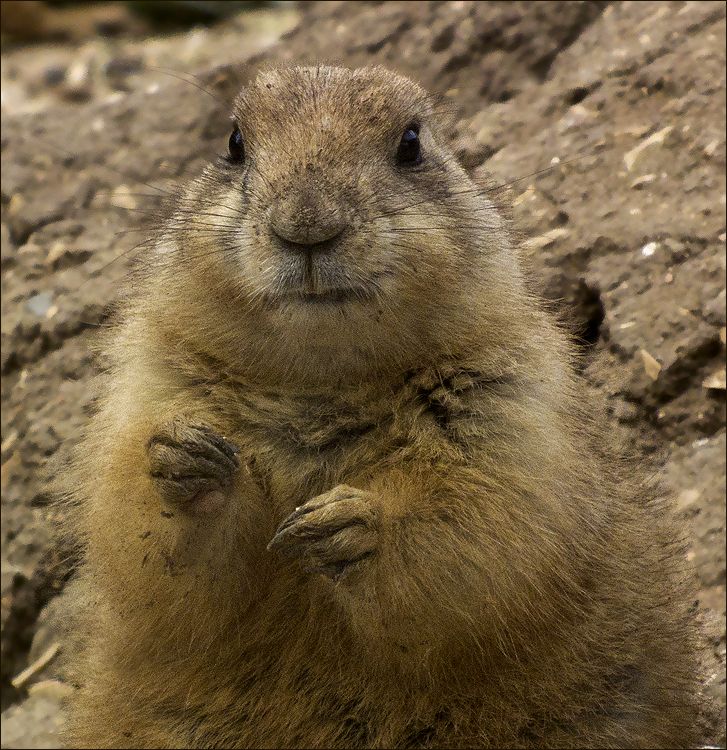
[203,62,249,110]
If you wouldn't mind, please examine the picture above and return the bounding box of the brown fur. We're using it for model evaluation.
[62,66,703,748]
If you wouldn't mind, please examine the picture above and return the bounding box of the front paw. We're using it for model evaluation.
[268,485,379,580]
[147,420,240,513]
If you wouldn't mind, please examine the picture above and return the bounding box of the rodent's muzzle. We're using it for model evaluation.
[269,189,349,252]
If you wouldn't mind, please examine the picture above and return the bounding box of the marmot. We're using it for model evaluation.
[63,66,703,748]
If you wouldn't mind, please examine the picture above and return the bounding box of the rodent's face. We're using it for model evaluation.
[185,66,498,321]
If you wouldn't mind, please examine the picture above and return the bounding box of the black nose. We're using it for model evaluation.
[269,193,348,250]
[271,226,346,251]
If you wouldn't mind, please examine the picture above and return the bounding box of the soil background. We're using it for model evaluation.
[1,1,725,748]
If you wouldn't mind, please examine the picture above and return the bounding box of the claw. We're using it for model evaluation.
[148,420,241,510]
[267,486,378,580]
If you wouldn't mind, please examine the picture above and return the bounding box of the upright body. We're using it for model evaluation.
[65,66,701,748]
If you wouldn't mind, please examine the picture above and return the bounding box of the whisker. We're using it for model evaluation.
[78,237,159,287]
[147,66,228,107]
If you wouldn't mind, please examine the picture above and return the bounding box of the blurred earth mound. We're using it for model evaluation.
[1,1,725,747]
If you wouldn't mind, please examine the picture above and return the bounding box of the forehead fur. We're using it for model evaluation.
[232,66,437,144]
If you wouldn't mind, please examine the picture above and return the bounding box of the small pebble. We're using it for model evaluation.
[62,61,92,102]
[623,126,673,171]
[630,173,656,189]
[703,139,719,157]
[640,349,662,380]
[25,292,53,317]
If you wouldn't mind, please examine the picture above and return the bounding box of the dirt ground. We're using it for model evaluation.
[1,2,725,748]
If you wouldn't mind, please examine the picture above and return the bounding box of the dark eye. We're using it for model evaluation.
[228,126,245,163]
[397,124,421,165]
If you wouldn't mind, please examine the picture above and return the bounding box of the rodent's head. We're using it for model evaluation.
[164,66,523,386]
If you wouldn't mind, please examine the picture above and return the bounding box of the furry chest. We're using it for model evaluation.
[230,390,400,498]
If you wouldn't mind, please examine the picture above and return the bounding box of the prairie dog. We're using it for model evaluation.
[64,65,702,748]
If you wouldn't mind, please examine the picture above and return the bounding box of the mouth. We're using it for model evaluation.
[254,252,395,309]
[279,287,378,305]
